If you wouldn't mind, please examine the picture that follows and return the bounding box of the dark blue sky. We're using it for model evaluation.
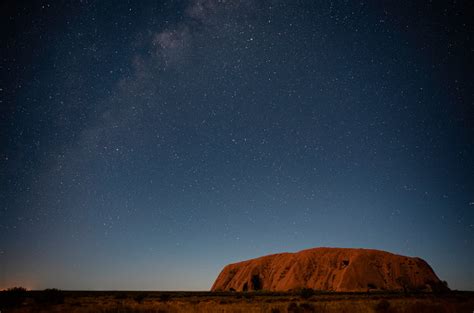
[1,0,473,290]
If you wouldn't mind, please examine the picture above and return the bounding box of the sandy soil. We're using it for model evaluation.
[2,290,473,313]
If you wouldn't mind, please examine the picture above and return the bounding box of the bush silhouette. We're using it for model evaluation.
[35,288,65,305]
[114,292,127,300]
[300,288,315,299]
[0,287,28,308]
[158,293,171,302]
[134,293,147,303]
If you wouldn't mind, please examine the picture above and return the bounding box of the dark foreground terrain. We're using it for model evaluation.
[1,289,473,313]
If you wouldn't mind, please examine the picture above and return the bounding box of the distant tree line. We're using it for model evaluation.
[0,287,64,309]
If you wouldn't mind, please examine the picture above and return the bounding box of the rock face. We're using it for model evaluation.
[211,247,446,292]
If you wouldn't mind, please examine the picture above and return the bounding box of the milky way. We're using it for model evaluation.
[1,0,473,290]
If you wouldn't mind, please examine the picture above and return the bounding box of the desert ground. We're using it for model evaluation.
[1,289,473,313]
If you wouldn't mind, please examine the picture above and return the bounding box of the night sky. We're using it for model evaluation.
[1,0,473,291]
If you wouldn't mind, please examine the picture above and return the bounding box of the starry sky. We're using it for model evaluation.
[1,0,473,291]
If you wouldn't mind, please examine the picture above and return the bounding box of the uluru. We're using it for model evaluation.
[211,247,448,292]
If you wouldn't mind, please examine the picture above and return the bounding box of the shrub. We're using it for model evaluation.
[0,287,28,308]
[35,288,65,305]
[243,293,253,300]
[158,293,171,302]
[134,293,147,303]
[114,292,127,300]
[300,288,315,299]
